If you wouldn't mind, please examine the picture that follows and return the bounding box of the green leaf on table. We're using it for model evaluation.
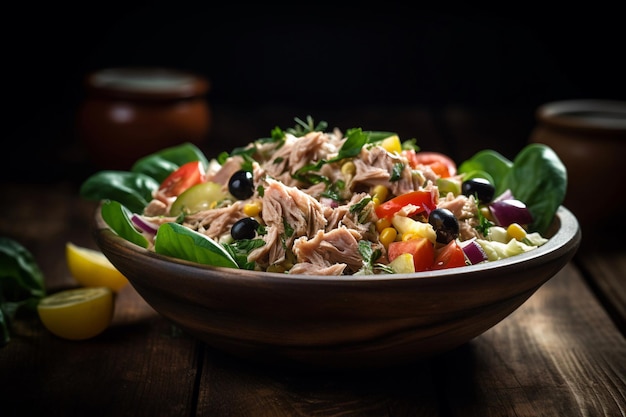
[0,237,46,347]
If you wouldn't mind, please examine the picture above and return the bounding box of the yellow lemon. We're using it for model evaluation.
[37,287,114,340]
[66,242,128,292]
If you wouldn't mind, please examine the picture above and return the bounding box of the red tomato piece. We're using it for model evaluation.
[431,240,467,270]
[387,238,435,272]
[374,190,438,220]
[158,161,206,197]
[403,150,457,178]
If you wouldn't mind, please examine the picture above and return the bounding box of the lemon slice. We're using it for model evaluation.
[37,287,114,340]
[66,242,129,292]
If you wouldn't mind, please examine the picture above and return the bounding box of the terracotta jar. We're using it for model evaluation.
[77,67,211,170]
[529,99,626,238]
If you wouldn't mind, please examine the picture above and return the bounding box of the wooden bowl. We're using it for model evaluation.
[93,206,581,370]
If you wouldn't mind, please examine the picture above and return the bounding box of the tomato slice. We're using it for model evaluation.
[158,161,206,197]
[387,238,435,272]
[431,240,467,270]
[403,150,457,178]
[374,190,438,220]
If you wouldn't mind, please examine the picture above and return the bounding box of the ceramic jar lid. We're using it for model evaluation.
[535,99,626,133]
[84,67,210,101]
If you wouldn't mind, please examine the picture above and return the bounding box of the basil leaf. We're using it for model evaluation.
[330,128,368,162]
[501,143,567,234]
[131,142,209,183]
[100,200,150,249]
[0,237,46,347]
[80,171,159,213]
[364,131,398,144]
[154,223,238,268]
[223,239,265,270]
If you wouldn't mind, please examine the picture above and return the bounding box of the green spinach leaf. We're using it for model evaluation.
[458,150,513,194]
[154,223,238,268]
[100,200,150,249]
[501,143,567,234]
[0,237,46,347]
[130,142,209,183]
[80,171,159,213]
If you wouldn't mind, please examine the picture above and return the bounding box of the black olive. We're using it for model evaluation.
[231,217,259,240]
[428,208,459,244]
[461,178,495,203]
[228,170,254,200]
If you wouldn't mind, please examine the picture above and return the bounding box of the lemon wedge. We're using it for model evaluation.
[37,287,114,340]
[66,242,129,292]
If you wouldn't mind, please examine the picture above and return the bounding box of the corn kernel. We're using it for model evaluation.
[507,223,527,241]
[376,218,391,233]
[371,185,388,203]
[341,161,356,177]
[379,227,397,247]
[243,200,262,217]
[480,206,493,221]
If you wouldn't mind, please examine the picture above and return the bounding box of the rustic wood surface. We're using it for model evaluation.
[1,180,625,417]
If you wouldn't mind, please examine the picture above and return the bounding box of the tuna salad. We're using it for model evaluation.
[81,117,567,276]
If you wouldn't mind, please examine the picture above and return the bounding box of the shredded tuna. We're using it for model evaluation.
[135,123,549,275]
[352,147,421,196]
[248,178,326,267]
[291,227,364,275]
[184,201,247,239]
[438,194,482,240]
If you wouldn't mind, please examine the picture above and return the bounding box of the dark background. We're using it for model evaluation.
[5,4,625,183]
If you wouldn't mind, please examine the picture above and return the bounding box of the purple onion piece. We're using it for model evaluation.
[131,214,159,235]
[462,240,488,265]
[489,199,533,227]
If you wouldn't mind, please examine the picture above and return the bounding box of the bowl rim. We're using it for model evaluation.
[93,205,581,284]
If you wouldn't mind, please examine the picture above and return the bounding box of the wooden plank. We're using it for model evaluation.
[196,348,440,417]
[437,263,626,416]
[575,250,626,335]
[0,183,200,417]
[2,290,199,417]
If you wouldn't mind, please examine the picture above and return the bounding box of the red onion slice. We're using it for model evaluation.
[131,214,159,235]
[461,240,488,264]
[489,199,533,227]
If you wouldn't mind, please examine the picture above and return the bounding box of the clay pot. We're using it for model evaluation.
[77,67,211,170]
[529,99,626,240]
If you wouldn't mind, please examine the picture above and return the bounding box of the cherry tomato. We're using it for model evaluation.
[403,150,457,178]
[431,240,466,270]
[158,161,206,198]
[387,238,435,272]
[374,190,437,220]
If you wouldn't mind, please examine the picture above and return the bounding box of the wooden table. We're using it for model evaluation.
[1,179,625,417]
